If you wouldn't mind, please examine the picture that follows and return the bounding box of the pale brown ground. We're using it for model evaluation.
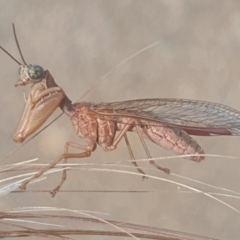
[1,1,240,239]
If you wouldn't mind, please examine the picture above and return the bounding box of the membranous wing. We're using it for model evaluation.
[91,98,240,136]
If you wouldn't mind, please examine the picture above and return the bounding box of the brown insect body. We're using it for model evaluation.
[12,64,240,196]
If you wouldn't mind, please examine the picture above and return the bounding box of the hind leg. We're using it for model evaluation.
[135,123,170,174]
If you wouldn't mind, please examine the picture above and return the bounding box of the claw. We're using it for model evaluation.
[50,187,60,198]
[142,175,148,180]
[163,168,170,174]
[19,182,27,190]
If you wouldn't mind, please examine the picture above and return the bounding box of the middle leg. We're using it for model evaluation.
[124,134,147,179]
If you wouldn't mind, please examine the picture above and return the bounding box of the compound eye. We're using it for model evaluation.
[27,65,44,80]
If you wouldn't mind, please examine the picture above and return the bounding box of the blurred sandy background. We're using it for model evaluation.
[1,0,240,239]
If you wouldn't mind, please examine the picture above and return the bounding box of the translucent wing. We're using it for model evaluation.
[91,98,240,136]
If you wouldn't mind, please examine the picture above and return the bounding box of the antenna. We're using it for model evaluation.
[0,45,22,65]
[12,23,28,65]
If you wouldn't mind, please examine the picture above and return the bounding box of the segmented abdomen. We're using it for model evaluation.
[141,121,204,161]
